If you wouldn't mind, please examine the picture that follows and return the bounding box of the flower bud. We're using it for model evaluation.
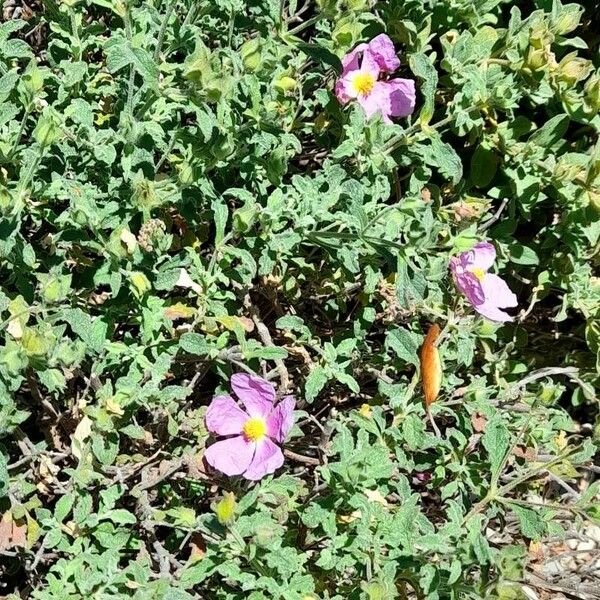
[552,6,582,35]
[232,201,258,233]
[21,328,49,358]
[585,74,600,111]
[253,523,276,547]
[587,189,600,212]
[131,177,159,211]
[558,53,592,85]
[112,0,127,17]
[177,161,195,187]
[240,37,263,72]
[525,48,548,72]
[33,112,62,147]
[273,76,297,92]
[137,218,167,252]
[23,63,44,96]
[214,491,236,525]
[529,24,553,50]
[128,271,151,298]
[554,159,585,182]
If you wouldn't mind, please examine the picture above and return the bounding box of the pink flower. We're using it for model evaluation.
[450,242,518,322]
[204,374,295,481]
[335,33,416,123]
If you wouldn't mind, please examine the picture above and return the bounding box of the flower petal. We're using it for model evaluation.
[473,303,514,323]
[454,271,486,306]
[358,80,394,121]
[482,273,518,309]
[335,74,357,103]
[385,78,416,118]
[473,273,518,322]
[231,373,275,418]
[243,437,284,481]
[358,80,415,122]
[365,33,400,73]
[204,436,254,476]
[205,395,248,436]
[341,42,368,75]
[267,396,296,443]
[469,242,496,271]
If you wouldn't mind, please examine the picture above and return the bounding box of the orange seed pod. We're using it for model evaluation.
[420,323,442,406]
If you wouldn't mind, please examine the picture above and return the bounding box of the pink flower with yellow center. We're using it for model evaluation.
[450,242,518,322]
[204,374,295,481]
[335,33,416,123]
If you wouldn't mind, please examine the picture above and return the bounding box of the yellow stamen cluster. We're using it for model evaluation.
[469,267,486,281]
[352,72,376,96]
[243,417,267,441]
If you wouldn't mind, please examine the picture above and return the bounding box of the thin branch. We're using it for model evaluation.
[478,198,509,231]
[284,448,320,466]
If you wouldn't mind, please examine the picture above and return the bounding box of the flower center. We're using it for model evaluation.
[242,417,267,442]
[352,72,376,96]
[469,267,486,281]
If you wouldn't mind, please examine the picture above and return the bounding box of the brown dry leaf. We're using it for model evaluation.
[88,290,111,306]
[471,412,487,433]
[528,540,544,561]
[185,453,209,480]
[465,433,482,455]
[72,415,93,460]
[105,397,124,416]
[37,455,60,494]
[189,532,207,563]
[364,489,388,506]
[514,445,537,461]
[120,229,137,254]
[238,316,255,333]
[452,201,478,221]
[0,512,27,551]
[164,303,196,321]
[337,510,362,524]
[175,268,203,295]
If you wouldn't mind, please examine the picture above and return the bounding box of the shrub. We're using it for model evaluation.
[0,0,598,598]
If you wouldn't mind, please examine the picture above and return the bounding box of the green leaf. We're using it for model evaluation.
[305,366,328,402]
[101,509,137,525]
[295,42,342,72]
[507,243,539,266]
[130,46,159,87]
[245,346,289,360]
[529,114,569,148]
[470,146,498,188]
[482,418,510,481]
[386,327,422,368]
[509,504,546,540]
[0,447,7,497]
[212,198,228,245]
[179,333,211,356]
[428,134,463,184]
[410,53,438,125]
[54,493,74,523]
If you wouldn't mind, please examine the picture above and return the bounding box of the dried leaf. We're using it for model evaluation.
[72,415,93,460]
[0,511,27,551]
[164,302,196,320]
[420,323,442,406]
[175,268,203,295]
[120,229,137,253]
[471,412,487,433]
[189,532,207,562]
